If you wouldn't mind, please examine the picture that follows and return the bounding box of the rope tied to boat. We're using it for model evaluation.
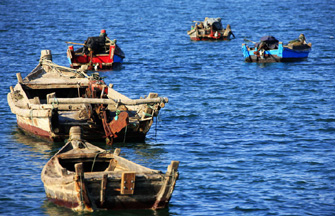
[91,150,113,172]
[51,96,59,109]
[40,58,90,78]
[123,125,127,143]
[29,110,34,125]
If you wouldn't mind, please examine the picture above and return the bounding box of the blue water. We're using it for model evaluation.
[1,0,335,215]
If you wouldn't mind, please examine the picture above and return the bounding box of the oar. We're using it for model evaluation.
[65,41,85,46]
[243,38,256,44]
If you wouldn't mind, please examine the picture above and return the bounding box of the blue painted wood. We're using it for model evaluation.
[242,41,311,62]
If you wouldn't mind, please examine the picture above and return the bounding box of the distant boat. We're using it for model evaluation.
[67,30,125,70]
[187,17,235,41]
[242,35,312,63]
[41,126,179,211]
[7,50,168,143]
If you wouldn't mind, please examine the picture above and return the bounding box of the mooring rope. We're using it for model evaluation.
[90,150,112,172]
[123,125,127,143]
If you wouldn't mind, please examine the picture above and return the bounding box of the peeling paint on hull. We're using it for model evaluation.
[16,116,54,141]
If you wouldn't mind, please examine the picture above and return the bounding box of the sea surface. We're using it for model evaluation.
[1,0,335,215]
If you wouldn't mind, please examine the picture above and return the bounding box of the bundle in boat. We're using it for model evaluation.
[7,50,168,143]
[41,126,179,211]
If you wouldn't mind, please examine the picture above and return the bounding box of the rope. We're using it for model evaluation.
[91,150,112,172]
[51,96,59,109]
[91,152,102,172]
[142,112,152,117]
[123,125,127,143]
[155,112,158,141]
[30,110,34,125]
[41,58,90,78]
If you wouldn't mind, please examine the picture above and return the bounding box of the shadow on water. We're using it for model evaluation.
[9,126,167,160]
[41,200,173,216]
[9,126,64,157]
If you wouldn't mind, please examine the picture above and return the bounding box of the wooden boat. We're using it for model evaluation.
[242,35,312,63]
[7,50,168,143]
[66,30,125,70]
[41,126,179,211]
[187,17,235,41]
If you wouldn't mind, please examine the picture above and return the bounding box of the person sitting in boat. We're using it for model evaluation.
[100,29,107,38]
[288,34,307,46]
[223,24,235,39]
[256,36,279,51]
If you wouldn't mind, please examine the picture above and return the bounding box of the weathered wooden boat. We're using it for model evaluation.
[7,50,168,143]
[242,35,312,63]
[67,30,125,70]
[187,17,235,41]
[41,126,179,211]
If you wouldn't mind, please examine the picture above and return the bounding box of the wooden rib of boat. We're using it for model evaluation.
[41,126,179,211]
[7,50,168,143]
[187,17,234,41]
[242,35,312,63]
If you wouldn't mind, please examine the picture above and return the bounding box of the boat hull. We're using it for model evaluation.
[67,44,124,70]
[41,136,179,212]
[15,112,151,142]
[7,63,163,143]
[188,29,229,41]
[43,174,172,210]
[242,42,311,63]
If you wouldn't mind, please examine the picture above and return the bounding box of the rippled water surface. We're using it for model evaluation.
[1,0,335,215]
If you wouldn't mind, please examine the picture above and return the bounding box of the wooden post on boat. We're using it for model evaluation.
[100,173,108,206]
[113,148,121,156]
[152,161,179,209]
[74,163,93,211]
[16,73,23,83]
[40,50,52,61]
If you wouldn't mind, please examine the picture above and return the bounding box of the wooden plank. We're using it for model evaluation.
[74,163,93,211]
[120,172,136,195]
[152,161,179,209]
[100,173,108,206]
[58,153,112,160]
[16,73,23,83]
[48,97,168,105]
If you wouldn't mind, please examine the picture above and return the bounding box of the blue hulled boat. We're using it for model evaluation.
[242,35,312,63]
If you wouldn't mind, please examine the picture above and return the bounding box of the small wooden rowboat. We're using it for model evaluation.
[187,17,235,41]
[242,35,312,63]
[66,31,125,70]
[7,50,168,143]
[41,126,179,211]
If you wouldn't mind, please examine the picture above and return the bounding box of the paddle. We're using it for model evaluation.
[65,41,85,46]
[243,38,256,44]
